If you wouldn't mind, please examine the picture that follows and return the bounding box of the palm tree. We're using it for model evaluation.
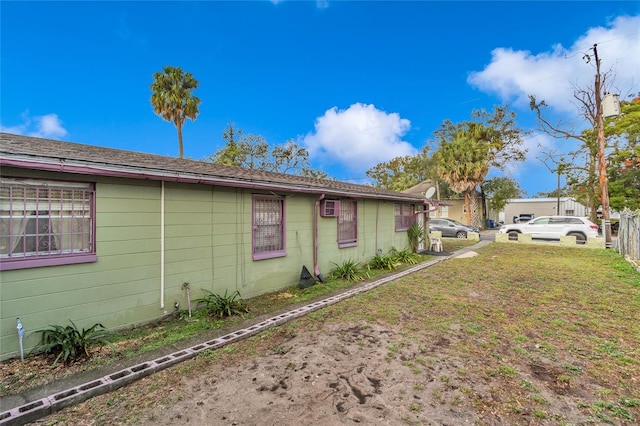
[435,125,492,227]
[150,66,201,158]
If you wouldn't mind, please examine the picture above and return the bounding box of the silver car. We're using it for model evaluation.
[429,218,480,239]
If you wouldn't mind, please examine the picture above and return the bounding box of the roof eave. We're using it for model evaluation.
[0,155,424,203]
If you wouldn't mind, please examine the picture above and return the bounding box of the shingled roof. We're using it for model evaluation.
[0,132,425,203]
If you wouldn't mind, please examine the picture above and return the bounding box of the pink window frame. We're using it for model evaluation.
[395,203,415,231]
[337,199,357,248]
[251,195,286,260]
[0,178,97,271]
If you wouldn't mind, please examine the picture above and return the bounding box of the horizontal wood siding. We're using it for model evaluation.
[1,178,163,359]
[0,173,405,360]
[233,193,313,298]
[163,183,215,309]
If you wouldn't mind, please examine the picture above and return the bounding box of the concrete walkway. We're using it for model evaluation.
[0,238,491,426]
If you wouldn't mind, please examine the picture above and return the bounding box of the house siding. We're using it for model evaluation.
[438,200,466,223]
[0,168,413,359]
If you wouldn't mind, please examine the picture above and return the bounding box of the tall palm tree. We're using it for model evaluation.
[436,125,492,227]
[150,66,201,158]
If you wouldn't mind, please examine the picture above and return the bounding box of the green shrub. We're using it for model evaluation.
[330,259,369,281]
[390,247,421,265]
[196,289,249,318]
[369,251,399,270]
[33,320,112,365]
[407,222,424,253]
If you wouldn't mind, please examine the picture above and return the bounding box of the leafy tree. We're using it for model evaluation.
[366,153,441,192]
[528,67,626,221]
[532,188,569,198]
[210,123,273,169]
[482,176,525,212]
[435,126,491,227]
[366,155,419,191]
[150,66,201,159]
[211,122,244,166]
[365,146,456,199]
[210,122,328,177]
[433,106,527,227]
[300,168,329,180]
[530,94,600,221]
[606,96,640,210]
[272,140,312,174]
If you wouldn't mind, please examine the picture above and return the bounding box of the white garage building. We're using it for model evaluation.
[503,198,588,224]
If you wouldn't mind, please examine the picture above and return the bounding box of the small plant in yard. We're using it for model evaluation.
[368,251,399,271]
[406,221,424,253]
[32,320,113,366]
[520,379,537,392]
[498,365,517,375]
[390,247,421,265]
[330,259,368,281]
[196,289,249,318]
[620,396,640,407]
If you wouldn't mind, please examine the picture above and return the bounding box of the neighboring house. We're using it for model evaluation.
[0,133,426,360]
[402,181,503,228]
[401,182,477,226]
[503,198,588,224]
[402,180,456,217]
[436,197,466,222]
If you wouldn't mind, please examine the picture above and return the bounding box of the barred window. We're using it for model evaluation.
[252,196,286,260]
[395,204,415,231]
[338,199,357,247]
[0,178,96,270]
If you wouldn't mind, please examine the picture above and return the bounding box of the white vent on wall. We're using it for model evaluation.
[320,200,339,217]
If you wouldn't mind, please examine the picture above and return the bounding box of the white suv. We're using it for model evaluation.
[498,215,600,243]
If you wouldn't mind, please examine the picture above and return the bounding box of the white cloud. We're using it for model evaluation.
[0,112,68,138]
[468,15,640,115]
[301,103,417,174]
[37,114,68,138]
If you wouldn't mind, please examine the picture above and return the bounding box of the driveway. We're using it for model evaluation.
[480,228,498,241]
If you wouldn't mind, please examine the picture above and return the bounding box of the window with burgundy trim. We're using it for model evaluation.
[252,196,286,260]
[395,203,415,231]
[338,199,357,247]
[0,178,96,270]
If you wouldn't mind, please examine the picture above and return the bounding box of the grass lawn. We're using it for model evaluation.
[2,241,639,424]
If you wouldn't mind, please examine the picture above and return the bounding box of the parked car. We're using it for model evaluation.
[598,220,620,235]
[513,214,535,223]
[429,218,480,239]
[498,215,600,243]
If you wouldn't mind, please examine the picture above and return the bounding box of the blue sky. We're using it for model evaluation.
[1,1,639,196]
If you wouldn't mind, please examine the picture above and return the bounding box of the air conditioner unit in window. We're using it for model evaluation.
[320,199,339,217]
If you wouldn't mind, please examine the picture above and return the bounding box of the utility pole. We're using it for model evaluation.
[592,44,612,247]
[556,168,561,214]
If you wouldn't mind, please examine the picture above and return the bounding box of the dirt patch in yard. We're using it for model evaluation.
[32,315,639,425]
[8,244,640,425]
[150,322,485,426]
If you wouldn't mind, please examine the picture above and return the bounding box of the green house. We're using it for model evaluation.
[0,133,427,360]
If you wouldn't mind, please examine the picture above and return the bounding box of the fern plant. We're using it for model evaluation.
[196,289,249,318]
[33,321,112,365]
